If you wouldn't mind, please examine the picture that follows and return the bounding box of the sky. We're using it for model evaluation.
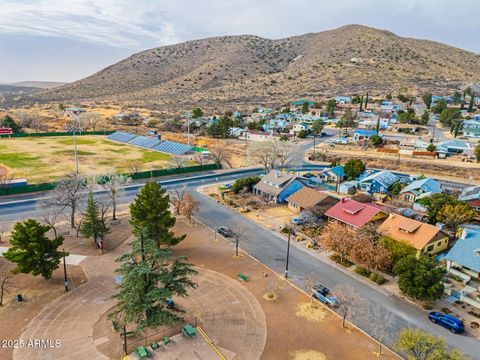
[0,0,479,83]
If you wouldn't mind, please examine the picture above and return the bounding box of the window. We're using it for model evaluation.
[427,244,434,253]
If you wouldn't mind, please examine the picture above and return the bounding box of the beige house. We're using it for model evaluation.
[377,214,449,257]
[286,187,339,213]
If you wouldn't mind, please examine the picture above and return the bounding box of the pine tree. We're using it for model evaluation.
[109,233,197,333]
[468,91,475,112]
[130,181,185,247]
[3,219,66,279]
[364,92,369,110]
[80,192,109,246]
[359,96,364,111]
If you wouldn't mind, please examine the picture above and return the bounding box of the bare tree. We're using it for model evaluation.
[369,304,395,356]
[78,112,103,131]
[276,141,301,169]
[0,223,6,243]
[230,222,249,257]
[0,260,14,306]
[192,152,208,166]
[210,143,231,168]
[247,140,278,173]
[170,187,186,215]
[320,221,355,263]
[127,160,142,174]
[101,173,130,220]
[236,187,251,211]
[334,283,364,328]
[169,155,186,169]
[38,204,64,237]
[50,172,86,228]
[180,193,200,223]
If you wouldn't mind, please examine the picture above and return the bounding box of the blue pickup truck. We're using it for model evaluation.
[312,283,340,307]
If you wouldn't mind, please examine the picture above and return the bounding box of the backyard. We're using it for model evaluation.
[0,135,185,183]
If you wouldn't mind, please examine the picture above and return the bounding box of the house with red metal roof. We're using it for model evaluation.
[324,198,388,229]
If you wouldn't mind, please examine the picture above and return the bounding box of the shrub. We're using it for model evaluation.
[354,266,369,276]
[330,254,353,268]
[423,303,433,310]
[369,272,387,285]
[232,176,261,194]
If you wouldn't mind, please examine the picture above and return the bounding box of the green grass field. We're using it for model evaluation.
[0,136,183,183]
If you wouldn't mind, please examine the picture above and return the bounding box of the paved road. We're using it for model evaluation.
[190,189,479,357]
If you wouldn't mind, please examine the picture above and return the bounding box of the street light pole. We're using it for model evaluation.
[63,248,68,292]
[285,229,293,278]
[73,114,79,176]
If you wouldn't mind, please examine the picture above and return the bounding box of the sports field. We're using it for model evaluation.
[0,135,186,183]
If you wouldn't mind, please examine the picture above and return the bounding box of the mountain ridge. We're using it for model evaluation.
[6,24,480,114]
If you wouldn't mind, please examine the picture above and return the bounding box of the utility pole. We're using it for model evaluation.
[285,228,294,278]
[73,115,79,176]
[63,248,68,292]
[122,325,128,355]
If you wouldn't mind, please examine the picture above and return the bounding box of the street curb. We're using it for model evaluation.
[190,203,403,360]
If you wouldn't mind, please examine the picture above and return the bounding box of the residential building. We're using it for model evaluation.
[253,170,305,203]
[445,225,480,282]
[392,124,420,133]
[400,178,442,203]
[291,122,310,135]
[318,165,345,183]
[286,187,339,213]
[462,119,480,129]
[244,130,276,142]
[436,140,471,156]
[335,96,352,104]
[377,214,449,257]
[324,198,388,229]
[458,185,480,212]
[338,181,358,194]
[64,107,86,116]
[462,128,480,139]
[358,170,399,194]
[352,129,378,142]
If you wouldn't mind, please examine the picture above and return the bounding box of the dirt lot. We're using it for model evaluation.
[170,219,398,360]
[0,135,178,183]
[0,259,87,359]
[313,145,480,183]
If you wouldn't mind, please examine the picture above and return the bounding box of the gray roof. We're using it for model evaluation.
[254,170,297,197]
[459,185,480,201]
[360,170,399,188]
[400,178,442,195]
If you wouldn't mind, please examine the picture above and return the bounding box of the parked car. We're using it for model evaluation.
[428,312,464,334]
[217,226,233,237]
[291,217,305,225]
[222,183,233,189]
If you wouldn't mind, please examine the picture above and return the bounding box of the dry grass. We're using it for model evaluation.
[289,349,327,360]
[0,135,174,183]
[295,302,327,323]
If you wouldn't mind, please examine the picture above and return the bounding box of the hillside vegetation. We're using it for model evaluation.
[6,25,480,115]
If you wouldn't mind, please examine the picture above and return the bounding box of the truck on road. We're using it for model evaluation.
[312,283,339,307]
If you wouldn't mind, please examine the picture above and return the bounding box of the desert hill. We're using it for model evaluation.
[8,25,480,115]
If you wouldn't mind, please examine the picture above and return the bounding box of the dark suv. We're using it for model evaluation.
[428,312,464,334]
[217,226,233,237]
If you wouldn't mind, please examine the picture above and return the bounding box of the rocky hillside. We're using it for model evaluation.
[10,25,480,114]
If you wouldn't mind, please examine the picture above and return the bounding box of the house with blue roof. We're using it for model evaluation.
[400,178,442,204]
[445,225,480,284]
[353,129,378,142]
[291,122,310,135]
[319,165,345,183]
[463,128,480,139]
[436,140,471,156]
[359,170,399,194]
[334,96,352,104]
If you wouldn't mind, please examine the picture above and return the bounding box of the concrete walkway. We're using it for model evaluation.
[13,241,123,359]
[0,246,87,265]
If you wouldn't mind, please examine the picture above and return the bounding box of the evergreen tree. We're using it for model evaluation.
[4,219,66,279]
[364,92,369,109]
[359,96,364,111]
[394,256,445,301]
[326,99,336,115]
[468,92,475,112]
[80,192,109,246]
[191,107,203,119]
[300,102,309,114]
[344,159,365,180]
[1,115,22,133]
[375,118,380,133]
[110,232,197,333]
[422,93,432,110]
[130,181,185,247]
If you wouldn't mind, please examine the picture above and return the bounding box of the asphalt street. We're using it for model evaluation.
[0,131,478,356]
